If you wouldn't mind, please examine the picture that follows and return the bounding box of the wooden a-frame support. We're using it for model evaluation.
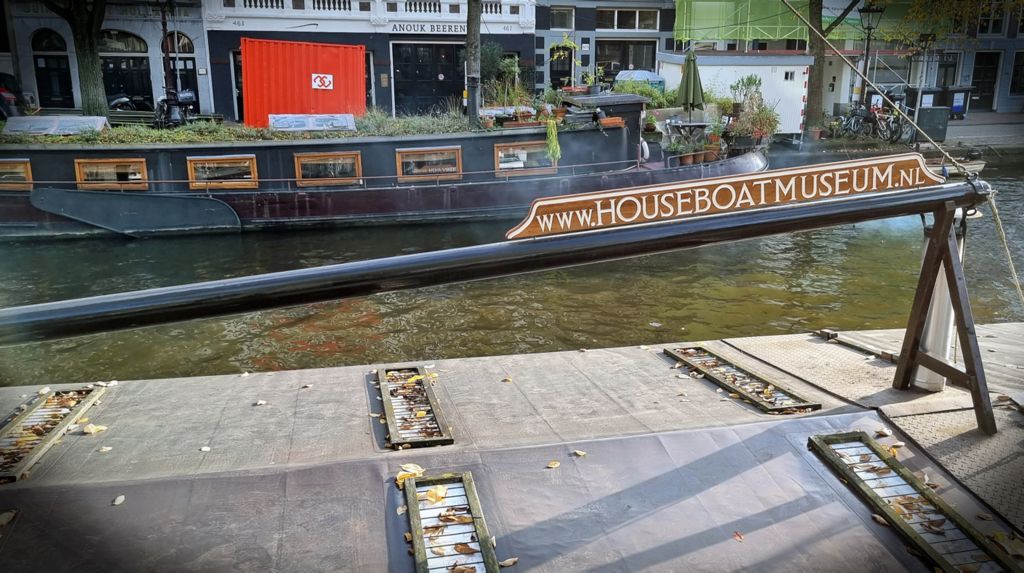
[892,201,997,435]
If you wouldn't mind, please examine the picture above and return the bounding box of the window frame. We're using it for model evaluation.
[977,2,1006,35]
[74,158,148,191]
[550,6,574,30]
[1010,51,1024,95]
[493,141,558,177]
[293,151,363,187]
[395,146,463,182]
[0,159,33,191]
[186,154,259,190]
[595,8,658,31]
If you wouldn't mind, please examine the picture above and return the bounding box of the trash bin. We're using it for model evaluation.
[915,106,949,143]
[865,87,904,109]
[940,85,972,119]
[906,86,943,110]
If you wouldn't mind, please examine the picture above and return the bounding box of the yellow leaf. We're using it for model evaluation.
[452,566,476,573]
[454,543,478,555]
[425,485,448,505]
[546,461,560,469]
[572,450,587,457]
[401,463,424,473]
[407,375,424,383]
[498,557,520,567]
[415,411,427,418]
[424,525,446,537]
[78,417,89,424]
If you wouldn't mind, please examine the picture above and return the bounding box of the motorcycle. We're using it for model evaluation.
[155,88,196,128]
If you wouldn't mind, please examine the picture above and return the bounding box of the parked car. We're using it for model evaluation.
[0,73,30,120]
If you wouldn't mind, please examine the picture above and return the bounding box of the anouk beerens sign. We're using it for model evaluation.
[505,153,945,239]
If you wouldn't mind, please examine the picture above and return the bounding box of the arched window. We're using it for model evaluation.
[32,29,67,52]
[162,32,195,54]
[98,30,148,54]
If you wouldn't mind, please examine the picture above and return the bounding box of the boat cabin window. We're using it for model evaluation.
[0,159,33,191]
[294,152,362,187]
[74,158,148,190]
[187,155,258,190]
[494,141,558,177]
[395,146,462,182]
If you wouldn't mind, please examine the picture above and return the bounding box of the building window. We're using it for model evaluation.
[751,40,768,50]
[74,158,148,190]
[1011,52,1024,94]
[0,159,33,191]
[494,142,557,177]
[395,146,462,182]
[294,152,362,186]
[596,9,658,30]
[550,7,573,29]
[359,1,371,11]
[785,39,807,50]
[187,155,258,189]
[978,2,1004,35]
[784,71,795,80]
[449,3,459,13]
[510,5,519,15]
[386,2,397,12]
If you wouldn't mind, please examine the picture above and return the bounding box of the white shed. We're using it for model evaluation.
[657,52,813,135]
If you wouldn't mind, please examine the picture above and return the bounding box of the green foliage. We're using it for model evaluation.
[730,75,762,104]
[0,108,471,145]
[480,41,506,82]
[542,87,565,106]
[613,80,669,109]
[545,119,561,162]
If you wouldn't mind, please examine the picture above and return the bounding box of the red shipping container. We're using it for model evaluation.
[241,37,366,128]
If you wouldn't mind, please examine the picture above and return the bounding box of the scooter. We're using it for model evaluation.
[155,88,196,128]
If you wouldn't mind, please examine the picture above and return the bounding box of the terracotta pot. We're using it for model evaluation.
[703,146,719,161]
[692,151,705,164]
[554,107,567,119]
[809,127,823,140]
[599,117,625,128]
[708,133,720,143]
[644,123,657,132]
[480,118,494,129]
[679,153,694,166]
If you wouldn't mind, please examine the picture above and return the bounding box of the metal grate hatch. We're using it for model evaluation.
[377,366,454,450]
[404,472,499,573]
[0,387,105,483]
[664,346,821,414]
[809,431,1022,573]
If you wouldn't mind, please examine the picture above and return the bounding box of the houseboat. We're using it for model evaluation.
[0,106,768,239]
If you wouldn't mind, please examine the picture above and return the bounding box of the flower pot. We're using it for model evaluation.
[643,123,657,133]
[679,153,694,166]
[599,117,625,129]
[554,107,567,119]
[691,151,705,164]
[809,127,823,140]
[708,133,720,143]
[480,117,494,129]
[589,85,601,95]
[703,145,720,161]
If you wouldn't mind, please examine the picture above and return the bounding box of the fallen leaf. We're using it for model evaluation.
[490,536,496,548]
[254,400,267,406]
[301,384,313,389]
[200,446,211,452]
[112,495,125,506]
[415,411,427,418]
[397,505,407,516]
[38,386,51,394]
[407,375,425,383]
[501,377,512,384]
[452,566,476,573]
[732,531,744,542]
[872,514,889,526]
[431,546,447,556]
[424,525,446,537]
[888,446,899,458]
[671,362,683,369]
[0,510,16,528]
[79,417,89,424]
[440,515,474,525]
[891,441,905,448]
[875,428,892,438]
[926,482,940,490]
[859,454,872,463]
[498,557,520,567]
[395,464,425,488]
[82,424,107,435]
[369,413,381,418]
[108,381,118,387]
[403,532,412,543]
[379,418,386,424]
[572,450,587,457]
[976,513,993,521]
[454,543,478,555]
[546,461,560,469]
[425,485,448,505]
[995,394,1011,402]
[650,322,662,328]
[98,446,112,453]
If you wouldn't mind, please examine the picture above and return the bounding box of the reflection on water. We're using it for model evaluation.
[0,161,1021,387]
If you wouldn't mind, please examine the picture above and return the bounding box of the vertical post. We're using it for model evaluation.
[858,29,873,107]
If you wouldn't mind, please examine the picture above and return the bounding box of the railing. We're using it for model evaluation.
[312,0,354,10]
[404,1,440,13]
[242,0,285,8]
[219,0,526,20]
[482,2,501,14]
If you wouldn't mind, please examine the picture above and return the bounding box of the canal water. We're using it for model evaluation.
[1,156,1022,387]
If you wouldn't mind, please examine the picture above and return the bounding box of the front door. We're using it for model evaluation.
[970,51,1000,111]
[392,43,465,115]
[33,55,74,108]
[102,56,154,110]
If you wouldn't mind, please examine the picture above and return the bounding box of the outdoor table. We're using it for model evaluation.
[665,118,709,141]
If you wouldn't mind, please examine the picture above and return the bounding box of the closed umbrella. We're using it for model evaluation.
[676,49,704,122]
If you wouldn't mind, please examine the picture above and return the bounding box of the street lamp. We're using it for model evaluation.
[857,1,886,106]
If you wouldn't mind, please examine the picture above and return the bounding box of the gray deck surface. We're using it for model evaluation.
[0,326,1021,572]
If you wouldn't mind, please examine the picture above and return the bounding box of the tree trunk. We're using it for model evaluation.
[806,0,825,135]
[72,27,107,116]
[466,0,482,128]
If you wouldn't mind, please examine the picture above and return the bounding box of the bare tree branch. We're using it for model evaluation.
[823,0,860,37]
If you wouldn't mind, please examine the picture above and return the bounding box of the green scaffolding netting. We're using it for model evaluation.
[673,0,916,42]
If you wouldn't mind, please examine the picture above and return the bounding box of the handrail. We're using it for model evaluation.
[0,179,990,346]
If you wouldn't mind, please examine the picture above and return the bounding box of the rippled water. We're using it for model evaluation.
[1,154,1021,386]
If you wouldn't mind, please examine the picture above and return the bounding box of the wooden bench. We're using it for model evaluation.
[33,107,224,126]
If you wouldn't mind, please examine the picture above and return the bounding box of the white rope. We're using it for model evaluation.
[989,196,1024,309]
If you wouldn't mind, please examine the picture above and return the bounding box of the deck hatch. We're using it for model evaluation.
[404,472,499,573]
[378,366,454,449]
[664,346,821,414]
[0,387,105,483]
[809,431,1021,573]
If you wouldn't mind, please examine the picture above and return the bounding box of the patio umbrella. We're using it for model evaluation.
[676,49,704,122]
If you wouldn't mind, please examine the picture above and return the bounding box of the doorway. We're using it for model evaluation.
[31,29,74,108]
[392,43,465,115]
[970,51,1001,110]
[231,49,244,122]
[163,32,200,113]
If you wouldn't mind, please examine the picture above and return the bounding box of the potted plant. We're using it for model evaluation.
[689,142,705,164]
[729,75,761,115]
[707,117,724,143]
[480,115,495,129]
[583,67,605,95]
[664,139,689,167]
[644,114,658,132]
[543,87,567,120]
[750,105,780,145]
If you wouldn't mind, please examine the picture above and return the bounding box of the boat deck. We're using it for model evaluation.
[0,324,1021,571]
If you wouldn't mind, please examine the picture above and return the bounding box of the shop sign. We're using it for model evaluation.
[390,22,468,34]
[505,153,945,240]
